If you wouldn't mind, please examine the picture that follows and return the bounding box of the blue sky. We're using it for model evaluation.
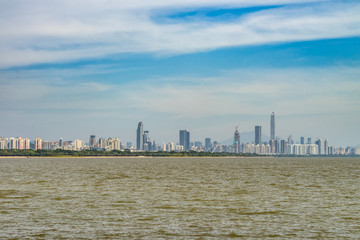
[0,0,360,146]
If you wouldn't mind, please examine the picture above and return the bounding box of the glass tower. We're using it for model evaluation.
[136,122,143,150]
[270,112,275,141]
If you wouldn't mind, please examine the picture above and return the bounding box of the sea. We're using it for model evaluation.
[1,157,359,239]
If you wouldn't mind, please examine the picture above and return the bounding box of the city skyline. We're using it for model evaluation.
[1,112,360,148]
[1,1,360,147]
[1,111,359,149]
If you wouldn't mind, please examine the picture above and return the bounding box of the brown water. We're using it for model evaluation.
[1,157,359,239]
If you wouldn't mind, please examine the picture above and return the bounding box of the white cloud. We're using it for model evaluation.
[1,66,359,145]
[0,0,359,68]
[125,67,360,119]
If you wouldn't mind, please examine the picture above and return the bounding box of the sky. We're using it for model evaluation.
[0,0,360,147]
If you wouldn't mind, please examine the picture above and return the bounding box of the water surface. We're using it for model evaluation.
[1,157,359,239]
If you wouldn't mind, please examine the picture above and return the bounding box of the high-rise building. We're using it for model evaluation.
[307,137,312,144]
[205,138,212,151]
[35,138,42,150]
[73,139,84,151]
[136,121,144,150]
[59,138,63,147]
[233,127,240,153]
[143,131,150,144]
[255,126,262,145]
[24,138,30,149]
[300,137,305,145]
[275,139,280,154]
[315,139,325,155]
[179,130,190,151]
[0,137,7,149]
[99,137,106,148]
[89,135,96,147]
[280,140,286,154]
[270,112,275,141]
[288,135,293,145]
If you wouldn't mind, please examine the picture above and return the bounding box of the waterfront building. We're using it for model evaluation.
[308,144,319,155]
[136,122,144,150]
[35,138,43,150]
[42,141,56,150]
[315,139,327,155]
[270,112,275,141]
[255,126,262,145]
[274,139,280,154]
[205,138,212,151]
[143,131,150,144]
[16,137,24,149]
[269,139,275,154]
[233,127,240,153]
[105,138,121,151]
[179,130,190,151]
[0,137,7,149]
[8,138,17,149]
[89,135,96,147]
[288,135,293,145]
[194,141,202,148]
[324,139,329,155]
[280,140,286,154]
[99,138,106,148]
[24,138,30,149]
[73,139,84,151]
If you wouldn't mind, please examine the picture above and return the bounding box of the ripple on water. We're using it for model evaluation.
[0,157,359,239]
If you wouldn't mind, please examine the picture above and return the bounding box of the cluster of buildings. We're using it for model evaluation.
[1,113,359,155]
[230,112,359,155]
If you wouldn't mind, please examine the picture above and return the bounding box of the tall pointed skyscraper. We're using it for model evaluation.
[270,112,275,141]
[233,127,240,153]
[136,121,144,150]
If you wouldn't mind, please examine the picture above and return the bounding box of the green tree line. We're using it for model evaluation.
[0,149,257,157]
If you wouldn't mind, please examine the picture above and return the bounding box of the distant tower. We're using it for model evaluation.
[300,137,305,145]
[143,131,150,143]
[205,138,212,151]
[136,122,144,150]
[179,130,190,151]
[89,135,96,147]
[255,126,262,145]
[270,112,275,141]
[233,127,240,153]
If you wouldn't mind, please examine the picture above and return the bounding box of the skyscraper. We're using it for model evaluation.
[205,138,212,151]
[300,137,305,145]
[143,131,150,144]
[179,130,190,151]
[136,121,143,150]
[270,112,275,141]
[233,127,240,153]
[255,126,262,145]
[89,135,96,147]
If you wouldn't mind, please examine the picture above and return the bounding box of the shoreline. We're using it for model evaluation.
[0,155,274,159]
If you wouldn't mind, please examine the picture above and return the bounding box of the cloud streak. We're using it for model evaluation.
[1,0,359,68]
